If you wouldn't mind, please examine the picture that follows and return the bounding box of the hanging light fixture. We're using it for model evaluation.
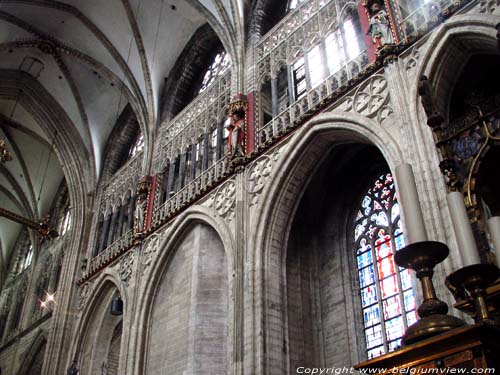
[110,294,123,316]
[0,139,12,163]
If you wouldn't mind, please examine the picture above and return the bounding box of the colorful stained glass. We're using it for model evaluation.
[403,290,416,311]
[365,324,383,349]
[388,339,402,352]
[361,286,378,307]
[377,255,396,280]
[359,265,375,288]
[394,234,405,250]
[355,172,417,358]
[363,305,381,327]
[385,316,404,341]
[400,269,412,291]
[375,240,393,260]
[380,275,398,298]
[367,346,385,359]
[406,311,418,326]
[357,251,372,269]
[383,295,401,320]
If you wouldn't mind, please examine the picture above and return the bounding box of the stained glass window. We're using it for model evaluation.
[354,173,417,359]
[199,51,231,94]
[129,132,144,158]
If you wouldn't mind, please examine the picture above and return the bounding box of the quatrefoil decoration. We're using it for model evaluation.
[352,75,389,118]
[214,181,236,219]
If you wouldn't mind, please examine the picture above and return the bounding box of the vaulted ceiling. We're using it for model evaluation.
[0,0,245,275]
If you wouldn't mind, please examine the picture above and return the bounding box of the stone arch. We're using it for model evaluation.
[16,330,47,375]
[159,23,227,123]
[414,15,500,262]
[249,112,406,374]
[69,272,127,375]
[414,14,499,124]
[133,205,236,375]
[0,69,93,373]
[100,104,143,181]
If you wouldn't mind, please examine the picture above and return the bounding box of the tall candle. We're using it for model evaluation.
[447,191,480,266]
[395,163,428,244]
[487,216,500,268]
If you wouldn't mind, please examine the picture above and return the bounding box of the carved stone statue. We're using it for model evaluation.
[227,94,248,160]
[227,112,245,159]
[367,2,394,49]
[418,75,444,129]
[67,360,79,375]
[134,193,147,234]
[439,158,462,192]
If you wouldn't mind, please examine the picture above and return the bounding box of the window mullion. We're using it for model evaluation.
[370,237,389,355]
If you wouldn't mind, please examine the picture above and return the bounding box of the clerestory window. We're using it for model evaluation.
[129,132,144,158]
[354,172,417,359]
[199,51,231,94]
[61,209,72,236]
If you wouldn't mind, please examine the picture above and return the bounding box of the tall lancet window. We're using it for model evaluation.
[354,172,417,359]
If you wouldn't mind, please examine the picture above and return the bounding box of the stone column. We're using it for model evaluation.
[167,160,176,196]
[447,191,480,266]
[127,195,137,230]
[116,204,126,239]
[271,77,279,117]
[395,163,428,244]
[106,210,118,247]
[487,216,500,268]
[98,215,111,253]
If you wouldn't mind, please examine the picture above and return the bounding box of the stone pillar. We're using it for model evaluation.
[395,163,428,244]
[271,77,279,117]
[190,145,197,181]
[106,210,118,247]
[487,216,500,268]
[167,160,176,196]
[127,195,137,230]
[447,191,480,266]
[116,204,126,239]
[202,133,210,171]
[98,215,111,253]
[94,219,103,256]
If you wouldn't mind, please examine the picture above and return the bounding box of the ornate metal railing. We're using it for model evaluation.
[152,156,229,227]
[154,71,231,173]
[258,50,370,145]
[86,230,133,276]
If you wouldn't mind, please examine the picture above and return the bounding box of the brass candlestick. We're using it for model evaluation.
[395,241,466,345]
[446,264,500,325]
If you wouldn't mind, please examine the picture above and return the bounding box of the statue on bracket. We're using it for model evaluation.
[134,177,151,239]
[227,94,247,161]
[418,75,444,129]
[366,1,394,49]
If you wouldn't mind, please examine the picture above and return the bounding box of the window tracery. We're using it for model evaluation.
[354,172,417,358]
[198,52,231,94]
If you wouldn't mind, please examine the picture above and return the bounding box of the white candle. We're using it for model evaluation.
[487,216,500,268]
[447,191,480,266]
[395,163,428,244]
